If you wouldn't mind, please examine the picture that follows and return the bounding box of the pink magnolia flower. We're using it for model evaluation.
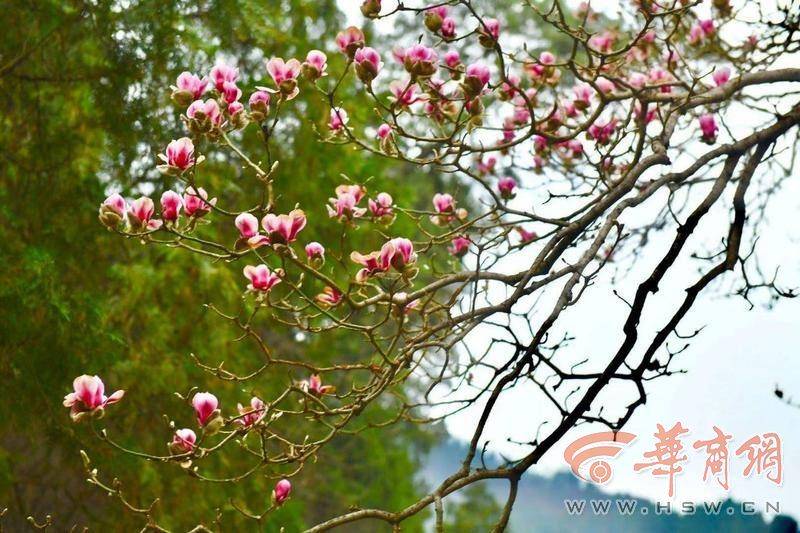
[243,264,282,292]
[103,193,127,216]
[267,57,302,100]
[210,63,238,92]
[404,44,438,77]
[595,78,615,94]
[249,90,271,121]
[392,46,407,64]
[477,155,497,175]
[463,62,490,97]
[478,18,500,47]
[712,67,731,87]
[433,193,455,214]
[63,375,125,422]
[688,24,704,45]
[444,50,461,70]
[572,83,594,111]
[302,374,335,395]
[354,47,383,83]
[273,479,292,505]
[172,72,208,104]
[305,242,325,261]
[497,176,517,199]
[381,237,416,271]
[170,428,197,453]
[699,113,718,143]
[218,78,239,102]
[376,123,393,139]
[441,17,456,39]
[628,72,647,90]
[350,250,389,282]
[236,397,265,427]
[228,101,244,118]
[539,51,556,65]
[192,392,219,427]
[389,79,422,107]
[699,19,715,36]
[589,31,615,53]
[516,226,537,243]
[235,212,259,239]
[160,191,183,222]
[449,235,470,257]
[261,209,307,244]
[302,50,328,81]
[329,107,349,132]
[336,26,365,57]
[587,118,617,145]
[159,137,196,172]
[327,185,367,219]
[129,196,162,230]
[316,286,343,306]
[368,192,393,218]
[187,99,222,127]
[183,187,216,217]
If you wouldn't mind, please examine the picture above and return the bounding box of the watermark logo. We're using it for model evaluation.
[564,424,783,499]
[563,431,636,484]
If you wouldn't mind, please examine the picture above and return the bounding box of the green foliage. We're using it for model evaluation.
[0,1,442,530]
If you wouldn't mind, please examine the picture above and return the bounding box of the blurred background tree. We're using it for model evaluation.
[0,0,455,530]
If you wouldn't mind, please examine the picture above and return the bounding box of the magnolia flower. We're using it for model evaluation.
[305,242,325,262]
[376,123,393,139]
[187,99,222,127]
[210,63,238,92]
[478,18,500,47]
[381,237,416,271]
[444,50,461,69]
[302,374,335,395]
[192,392,219,427]
[712,67,731,87]
[389,80,422,107]
[368,192,393,219]
[63,375,125,422]
[158,137,196,173]
[261,209,307,244]
[302,50,328,81]
[477,155,497,175]
[699,113,718,143]
[172,72,208,105]
[335,26,365,58]
[160,191,183,222]
[463,62,490,97]
[236,397,265,427]
[517,226,537,243]
[433,193,455,213]
[329,107,349,132]
[183,187,216,217]
[354,47,382,83]
[350,250,389,282]
[248,90,271,121]
[403,44,438,77]
[327,185,367,219]
[595,78,615,94]
[169,428,197,453]
[449,235,470,257]
[243,264,282,292]
[221,80,242,104]
[266,57,302,100]
[235,212,260,240]
[99,193,128,227]
[316,286,343,306]
[273,479,292,505]
[129,196,162,230]
[497,176,517,199]
[587,119,617,145]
